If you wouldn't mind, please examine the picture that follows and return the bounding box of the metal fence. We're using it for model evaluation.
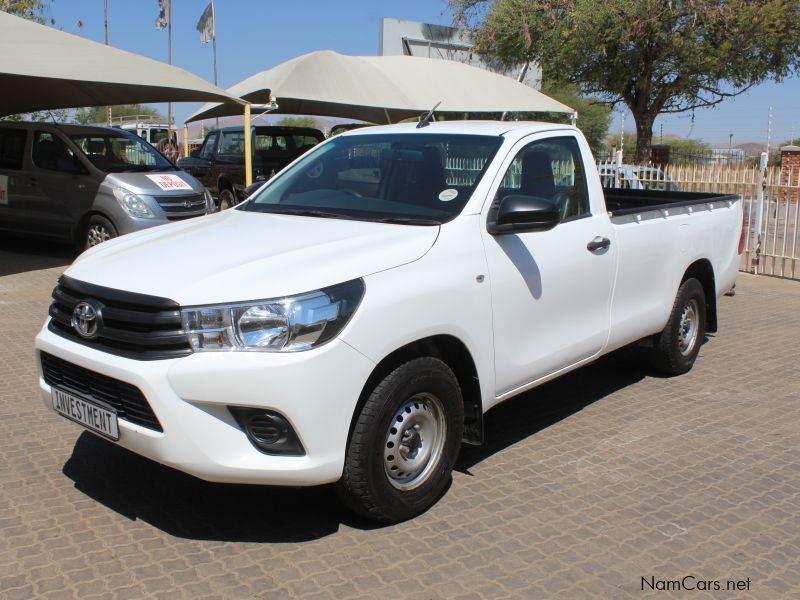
[599,155,800,281]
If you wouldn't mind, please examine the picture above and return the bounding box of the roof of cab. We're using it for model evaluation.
[340,120,576,138]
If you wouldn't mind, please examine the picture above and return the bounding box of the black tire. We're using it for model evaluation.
[337,357,464,523]
[84,215,117,249]
[650,278,706,375]
[218,188,236,210]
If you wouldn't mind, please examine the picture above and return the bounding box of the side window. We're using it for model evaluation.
[32,132,84,174]
[497,136,590,222]
[0,129,27,170]
[199,132,218,160]
[219,131,244,156]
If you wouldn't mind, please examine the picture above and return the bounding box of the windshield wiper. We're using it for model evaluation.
[375,217,440,226]
[266,209,350,220]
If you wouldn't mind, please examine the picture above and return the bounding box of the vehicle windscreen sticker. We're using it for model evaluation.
[0,175,7,205]
[145,174,193,191]
[438,188,458,202]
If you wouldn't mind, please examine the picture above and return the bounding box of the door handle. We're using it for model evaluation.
[587,236,611,252]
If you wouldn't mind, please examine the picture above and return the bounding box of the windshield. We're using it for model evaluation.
[70,131,173,173]
[243,133,503,224]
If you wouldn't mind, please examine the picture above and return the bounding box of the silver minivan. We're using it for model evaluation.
[0,122,213,249]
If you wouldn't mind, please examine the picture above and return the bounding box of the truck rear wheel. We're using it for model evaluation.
[337,357,463,523]
[650,277,706,375]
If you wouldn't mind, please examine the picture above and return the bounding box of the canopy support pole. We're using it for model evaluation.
[384,108,391,124]
[244,103,253,186]
[183,124,189,157]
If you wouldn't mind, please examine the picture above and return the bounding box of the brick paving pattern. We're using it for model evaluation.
[1,240,799,599]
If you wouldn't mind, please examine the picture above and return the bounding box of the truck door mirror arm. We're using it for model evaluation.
[487,194,561,235]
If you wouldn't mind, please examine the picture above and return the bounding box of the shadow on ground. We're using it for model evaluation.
[62,348,652,543]
[0,236,75,277]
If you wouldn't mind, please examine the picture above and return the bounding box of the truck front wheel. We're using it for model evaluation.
[84,215,117,249]
[337,357,464,523]
[650,277,706,375]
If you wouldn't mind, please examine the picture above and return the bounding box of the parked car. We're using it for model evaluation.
[177,126,325,210]
[0,122,212,249]
[35,122,743,523]
[113,114,177,146]
[598,163,679,191]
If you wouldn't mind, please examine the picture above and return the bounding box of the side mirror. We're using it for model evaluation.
[488,195,560,234]
[190,149,200,158]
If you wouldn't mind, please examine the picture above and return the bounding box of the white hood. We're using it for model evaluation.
[66,210,439,304]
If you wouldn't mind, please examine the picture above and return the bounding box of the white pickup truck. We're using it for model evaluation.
[35,122,744,523]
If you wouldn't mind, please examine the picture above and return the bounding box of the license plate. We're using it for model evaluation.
[51,387,119,441]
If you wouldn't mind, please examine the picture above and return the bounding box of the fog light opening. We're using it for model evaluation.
[228,407,305,456]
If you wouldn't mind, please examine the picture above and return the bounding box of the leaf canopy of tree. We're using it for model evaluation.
[73,104,164,125]
[275,117,321,129]
[450,0,800,162]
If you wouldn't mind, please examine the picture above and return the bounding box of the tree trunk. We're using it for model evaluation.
[632,112,655,164]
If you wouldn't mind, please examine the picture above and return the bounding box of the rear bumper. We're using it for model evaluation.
[35,324,375,486]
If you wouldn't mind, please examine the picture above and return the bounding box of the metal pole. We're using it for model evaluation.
[244,104,252,186]
[167,0,172,144]
[212,0,219,129]
[104,0,111,126]
[183,124,189,158]
[752,151,768,274]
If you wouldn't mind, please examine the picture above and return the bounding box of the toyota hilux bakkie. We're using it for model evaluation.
[35,122,743,522]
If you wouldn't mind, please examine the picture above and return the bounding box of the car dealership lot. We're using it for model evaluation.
[1,243,798,599]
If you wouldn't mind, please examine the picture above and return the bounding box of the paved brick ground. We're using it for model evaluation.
[1,240,798,599]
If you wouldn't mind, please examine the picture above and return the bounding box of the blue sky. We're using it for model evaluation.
[45,0,800,147]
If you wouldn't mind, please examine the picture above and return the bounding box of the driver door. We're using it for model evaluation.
[481,134,616,397]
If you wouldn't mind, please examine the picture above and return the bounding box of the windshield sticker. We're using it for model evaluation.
[145,174,192,191]
[438,188,459,202]
[0,175,7,205]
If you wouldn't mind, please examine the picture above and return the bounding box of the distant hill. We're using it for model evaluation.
[735,142,765,155]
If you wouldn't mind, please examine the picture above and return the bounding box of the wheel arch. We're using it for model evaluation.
[348,335,484,448]
[682,258,717,333]
[73,210,117,246]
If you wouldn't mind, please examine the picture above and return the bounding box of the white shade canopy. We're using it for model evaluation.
[185,50,573,124]
[0,11,243,117]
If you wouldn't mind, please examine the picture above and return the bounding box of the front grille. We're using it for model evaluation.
[48,275,192,361]
[154,194,207,221]
[41,352,163,432]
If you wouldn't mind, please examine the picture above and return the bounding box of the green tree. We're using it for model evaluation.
[450,0,800,163]
[0,0,46,22]
[541,83,611,155]
[275,116,321,129]
[73,104,164,125]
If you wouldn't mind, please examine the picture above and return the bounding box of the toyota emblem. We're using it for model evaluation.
[71,301,101,339]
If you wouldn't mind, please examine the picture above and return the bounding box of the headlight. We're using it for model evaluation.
[181,279,365,352]
[203,188,215,213]
[113,187,154,218]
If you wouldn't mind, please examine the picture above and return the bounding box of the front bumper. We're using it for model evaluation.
[35,324,375,486]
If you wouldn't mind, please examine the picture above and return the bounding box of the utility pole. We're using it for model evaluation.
[167,0,172,144]
[212,0,219,129]
[766,106,773,158]
[104,0,111,126]
[619,112,625,161]
[660,123,663,145]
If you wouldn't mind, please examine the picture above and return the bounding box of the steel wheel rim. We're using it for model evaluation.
[86,224,111,247]
[678,298,700,356]
[384,393,447,491]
